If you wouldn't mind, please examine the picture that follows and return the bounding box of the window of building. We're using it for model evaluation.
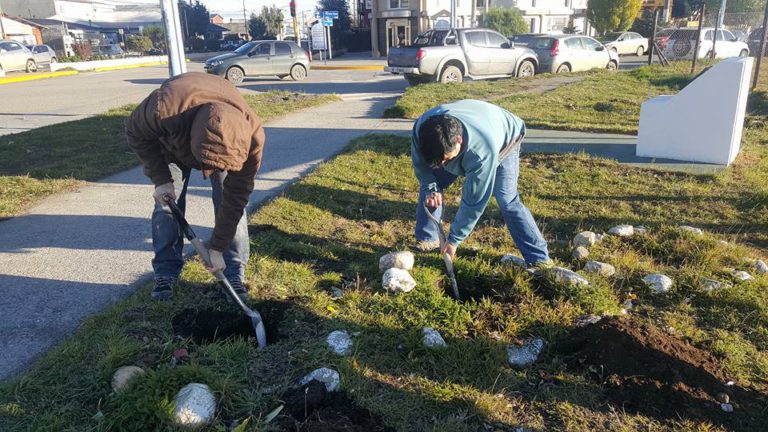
[389,0,409,9]
[547,16,568,32]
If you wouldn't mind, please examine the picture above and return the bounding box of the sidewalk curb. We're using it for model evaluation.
[93,61,167,72]
[312,65,384,71]
[0,70,79,84]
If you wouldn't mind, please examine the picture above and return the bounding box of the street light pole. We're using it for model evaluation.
[0,1,7,40]
[160,0,186,76]
[242,0,249,40]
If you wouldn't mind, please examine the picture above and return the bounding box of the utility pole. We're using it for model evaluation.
[160,0,186,76]
[242,0,249,40]
[648,8,659,66]
[470,0,476,28]
[712,0,726,58]
[290,0,299,42]
[0,1,7,40]
[691,3,705,74]
[450,0,456,28]
[752,0,768,88]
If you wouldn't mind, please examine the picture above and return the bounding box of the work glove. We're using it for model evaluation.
[153,182,176,205]
[204,249,226,274]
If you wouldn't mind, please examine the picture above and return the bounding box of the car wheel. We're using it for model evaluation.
[517,60,535,78]
[439,65,463,84]
[637,46,645,56]
[739,49,749,57]
[607,60,618,71]
[225,66,244,84]
[26,59,37,73]
[290,64,307,81]
[556,63,571,73]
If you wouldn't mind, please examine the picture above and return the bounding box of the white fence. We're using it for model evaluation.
[50,56,168,72]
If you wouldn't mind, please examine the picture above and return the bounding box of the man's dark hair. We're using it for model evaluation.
[417,114,463,168]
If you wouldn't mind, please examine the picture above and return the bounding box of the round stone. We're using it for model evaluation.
[379,251,415,272]
[421,327,447,349]
[111,366,145,393]
[573,231,597,247]
[326,330,353,356]
[382,268,416,293]
[572,246,589,260]
[643,273,673,294]
[172,383,216,427]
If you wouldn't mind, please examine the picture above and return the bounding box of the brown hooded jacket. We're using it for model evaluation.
[126,72,265,252]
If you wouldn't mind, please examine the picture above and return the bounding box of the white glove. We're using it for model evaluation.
[205,249,226,273]
[153,182,176,205]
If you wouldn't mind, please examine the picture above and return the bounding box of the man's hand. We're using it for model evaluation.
[205,249,226,273]
[425,192,444,208]
[441,242,457,261]
[153,182,176,205]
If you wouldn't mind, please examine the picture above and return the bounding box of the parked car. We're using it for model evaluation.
[731,29,748,42]
[748,27,765,56]
[204,40,310,84]
[28,44,57,67]
[385,28,540,85]
[220,39,244,50]
[654,28,676,51]
[510,33,547,46]
[0,40,37,72]
[663,28,749,60]
[527,35,619,73]
[94,44,125,58]
[601,31,648,56]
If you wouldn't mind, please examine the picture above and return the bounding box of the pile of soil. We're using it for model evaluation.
[172,301,289,344]
[270,380,395,432]
[558,316,765,426]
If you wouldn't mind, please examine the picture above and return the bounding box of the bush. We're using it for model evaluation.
[480,8,528,36]
[126,35,153,53]
[205,38,220,51]
[72,42,92,60]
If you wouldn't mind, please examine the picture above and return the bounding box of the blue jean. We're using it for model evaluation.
[415,146,550,265]
[151,164,249,281]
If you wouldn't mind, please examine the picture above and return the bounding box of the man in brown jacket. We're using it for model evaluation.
[126,72,265,301]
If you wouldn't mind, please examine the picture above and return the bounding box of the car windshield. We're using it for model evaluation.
[234,41,256,54]
[603,32,623,41]
[529,37,555,49]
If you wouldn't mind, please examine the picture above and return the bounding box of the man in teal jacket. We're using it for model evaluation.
[412,99,550,266]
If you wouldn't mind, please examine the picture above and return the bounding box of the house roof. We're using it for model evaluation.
[207,23,229,33]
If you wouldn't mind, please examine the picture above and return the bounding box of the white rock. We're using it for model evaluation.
[326,330,353,356]
[501,254,527,268]
[718,240,730,246]
[583,261,616,277]
[720,403,734,413]
[643,274,673,294]
[111,366,145,393]
[507,338,545,368]
[300,368,340,392]
[679,225,703,235]
[755,260,767,275]
[382,268,416,293]
[573,231,597,248]
[596,233,606,242]
[379,251,415,272]
[172,383,216,428]
[701,278,729,292]
[634,225,648,235]
[552,267,590,286]
[732,270,753,281]
[421,327,447,349]
[608,224,634,237]
[574,314,602,327]
[572,246,589,260]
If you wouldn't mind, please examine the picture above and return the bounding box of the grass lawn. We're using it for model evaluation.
[0,91,340,218]
[1,65,768,431]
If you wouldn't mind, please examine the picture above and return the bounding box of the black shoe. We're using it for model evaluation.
[151,277,177,301]
[222,279,249,304]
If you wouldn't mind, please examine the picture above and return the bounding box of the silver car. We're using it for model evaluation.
[29,44,58,67]
[205,40,311,84]
[0,40,37,73]
[528,35,619,73]
[602,31,648,56]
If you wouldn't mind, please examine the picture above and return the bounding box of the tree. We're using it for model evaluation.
[318,0,352,33]
[249,13,268,40]
[705,0,762,13]
[127,35,153,53]
[630,9,655,36]
[480,8,528,36]
[587,0,643,33]
[142,25,165,49]
[260,6,284,38]
[178,1,210,40]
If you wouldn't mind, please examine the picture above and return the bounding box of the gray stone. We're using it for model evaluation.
[732,270,753,281]
[720,403,734,413]
[574,314,602,327]
[501,254,527,268]
[701,278,729,292]
[679,225,704,235]
[755,260,767,275]
[572,246,590,260]
[329,288,344,299]
[382,268,416,293]
[507,338,545,368]
[584,261,616,277]
[421,327,447,349]
[643,273,673,294]
[716,392,730,404]
[608,224,634,237]
[172,383,216,428]
[300,368,340,392]
[596,233,606,242]
[634,225,648,235]
[111,366,145,393]
[718,240,730,246]
[573,231,597,248]
[379,251,415,272]
[552,267,590,286]
[326,330,353,356]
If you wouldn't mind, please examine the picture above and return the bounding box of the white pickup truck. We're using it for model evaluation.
[385,28,539,86]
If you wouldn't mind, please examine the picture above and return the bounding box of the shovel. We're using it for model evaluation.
[164,195,267,348]
[423,202,461,300]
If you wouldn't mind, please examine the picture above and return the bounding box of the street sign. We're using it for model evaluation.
[435,19,450,30]
[323,10,339,19]
[311,22,327,50]
[321,18,333,26]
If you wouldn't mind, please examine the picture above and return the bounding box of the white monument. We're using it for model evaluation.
[636,57,753,165]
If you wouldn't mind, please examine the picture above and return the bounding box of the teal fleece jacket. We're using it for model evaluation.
[411,99,525,246]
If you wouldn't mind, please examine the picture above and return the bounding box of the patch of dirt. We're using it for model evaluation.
[271,380,395,431]
[171,300,290,344]
[558,316,766,427]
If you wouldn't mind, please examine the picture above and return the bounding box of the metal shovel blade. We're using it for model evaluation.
[215,271,268,348]
[423,203,461,300]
